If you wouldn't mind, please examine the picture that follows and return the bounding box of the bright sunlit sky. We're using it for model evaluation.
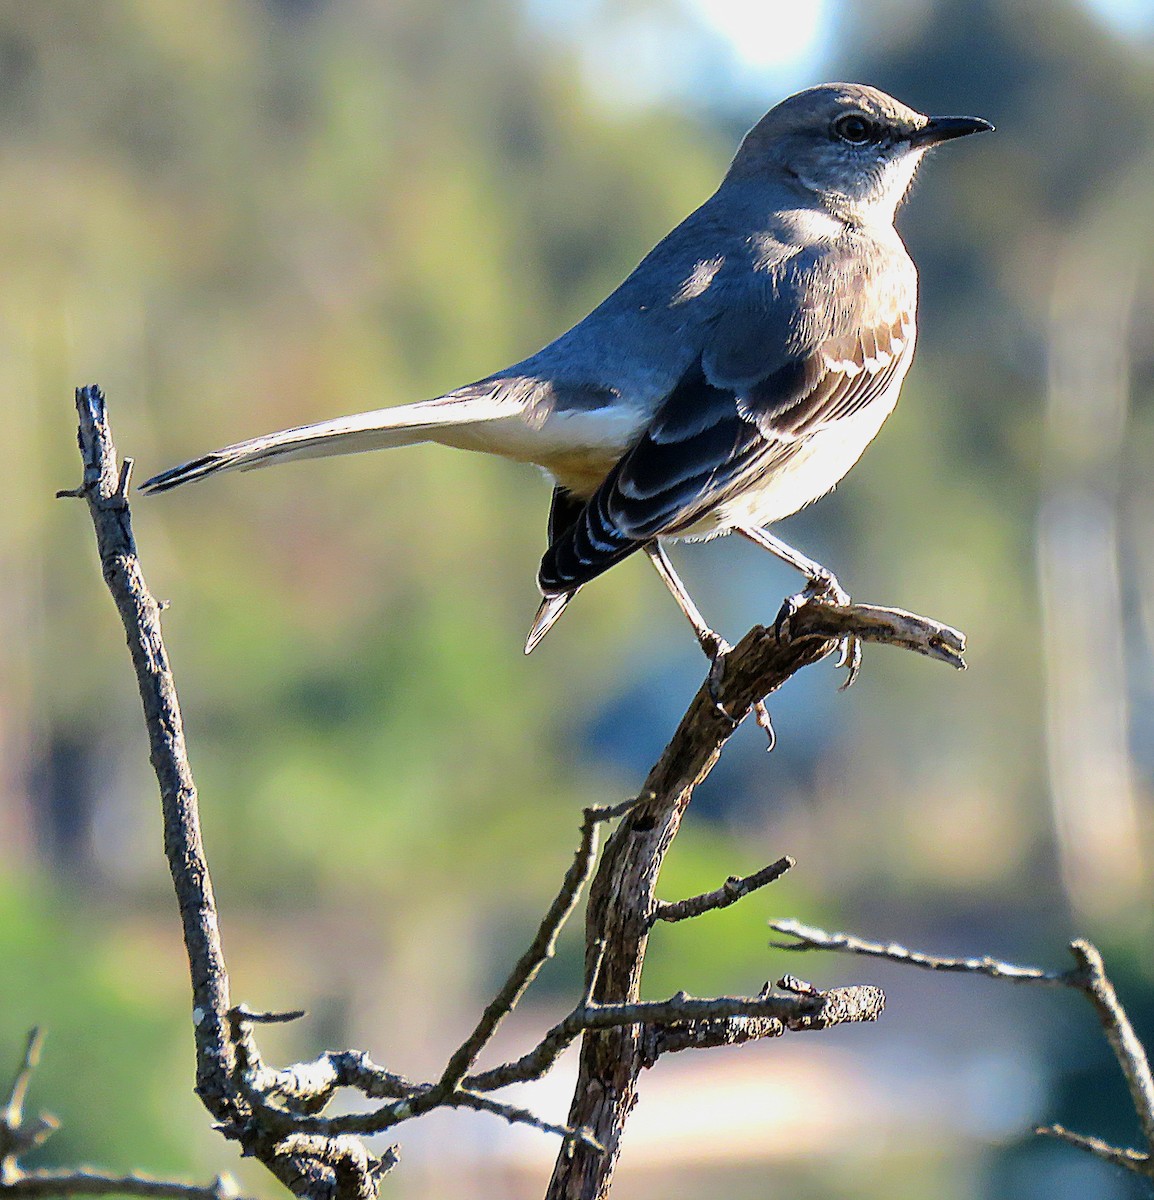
[684,0,830,75]
[526,0,1152,109]
[1082,0,1154,35]
[686,0,1154,66]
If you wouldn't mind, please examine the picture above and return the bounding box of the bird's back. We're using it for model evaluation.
[468,184,914,488]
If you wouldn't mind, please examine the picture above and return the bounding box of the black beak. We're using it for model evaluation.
[910,115,994,148]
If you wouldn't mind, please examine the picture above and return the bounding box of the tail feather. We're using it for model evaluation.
[140,386,520,494]
[524,592,575,654]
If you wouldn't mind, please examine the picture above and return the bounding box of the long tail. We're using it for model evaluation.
[140,386,516,494]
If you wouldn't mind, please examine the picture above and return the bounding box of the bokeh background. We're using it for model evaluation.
[3,1,1154,1196]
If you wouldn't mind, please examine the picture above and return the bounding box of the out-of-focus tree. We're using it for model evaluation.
[6,0,1154,1196]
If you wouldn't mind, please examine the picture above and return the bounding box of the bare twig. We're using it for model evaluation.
[282,980,885,1140]
[1,1171,240,1200]
[769,920,1067,983]
[772,919,1154,1186]
[437,805,612,1092]
[451,1093,602,1151]
[3,1030,42,1132]
[786,601,966,670]
[60,387,236,1122]
[230,1012,413,1119]
[1067,940,1154,1157]
[642,980,885,1061]
[570,988,871,1032]
[0,1032,246,1200]
[654,856,794,923]
[0,1030,57,1172]
[61,387,395,1198]
[1034,1125,1149,1178]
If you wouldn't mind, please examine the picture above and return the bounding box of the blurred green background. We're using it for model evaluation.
[3,1,1154,1196]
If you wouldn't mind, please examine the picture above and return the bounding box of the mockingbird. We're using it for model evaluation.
[143,82,991,691]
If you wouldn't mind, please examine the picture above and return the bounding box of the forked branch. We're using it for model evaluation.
[61,385,966,1200]
[0,1030,243,1200]
[544,560,964,1200]
[771,921,1154,1186]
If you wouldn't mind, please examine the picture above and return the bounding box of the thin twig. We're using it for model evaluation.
[0,1033,247,1200]
[1067,940,1154,1157]
[462,1015,582,1095]
[437,806,611,1092]
[654,857,794,923]
[486,977,884,1085]
[0,1030,57,1173]
[3,1030,42,1130]
[771,920,1154,1185]
[466,980,842,1095]
[286,982,885,1138]
[229,1011,414,1120]
[786,601,967,670]
[63,388,396,1198]
[769,920,1068,983]
[59,387,236,1122]
[1,1172,241,1200]
[451,1092,602,1151]
[642,980,885,1061]
[572,989,852,1031]
[1035,1125,1150,1178]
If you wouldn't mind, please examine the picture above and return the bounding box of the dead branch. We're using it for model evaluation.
[1034,1125,1150,1179]
[652,856,795,923]
[771,920,1154,1187]
[0,1030,245,1200]
[62,385,966,1199]
[544,599,964,1200]
[770,919,1067,983]
[60,388,400,1197]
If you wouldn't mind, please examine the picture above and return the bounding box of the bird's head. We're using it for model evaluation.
[727,83,992,226]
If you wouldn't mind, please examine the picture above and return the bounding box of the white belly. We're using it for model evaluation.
[436,404,645,496]
[684,379,905,539]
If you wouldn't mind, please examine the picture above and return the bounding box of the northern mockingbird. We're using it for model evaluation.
[143,83,990,689]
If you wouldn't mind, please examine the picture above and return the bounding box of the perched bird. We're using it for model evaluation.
[143,83,990,691]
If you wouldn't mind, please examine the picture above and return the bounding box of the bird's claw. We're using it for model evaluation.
[773,592,803,645]
[773,570,861,689]
[704,635,737,723]
[835,632,862,690]
[753,697,776,751]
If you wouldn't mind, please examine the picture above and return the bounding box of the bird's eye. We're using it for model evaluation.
[832,113,877,145]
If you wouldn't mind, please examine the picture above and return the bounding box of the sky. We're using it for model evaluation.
[1082,0,1154,35]
[526,0,1152,110]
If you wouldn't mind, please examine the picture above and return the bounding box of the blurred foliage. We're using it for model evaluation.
[4,1,1154,1197]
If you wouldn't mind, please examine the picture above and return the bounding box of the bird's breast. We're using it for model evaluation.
[679,358,911,539]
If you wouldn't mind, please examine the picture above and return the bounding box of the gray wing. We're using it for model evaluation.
[539,257,915,595]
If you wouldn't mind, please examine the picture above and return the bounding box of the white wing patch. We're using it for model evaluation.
[671,256,726,306]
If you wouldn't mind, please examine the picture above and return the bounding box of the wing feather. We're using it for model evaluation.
[539,305,914,595]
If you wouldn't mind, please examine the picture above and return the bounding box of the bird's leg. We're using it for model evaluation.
[646,542,727,659]
[736,524,861,689]
[645,542,775,747]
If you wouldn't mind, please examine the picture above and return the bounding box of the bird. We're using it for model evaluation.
[142,83,991,703]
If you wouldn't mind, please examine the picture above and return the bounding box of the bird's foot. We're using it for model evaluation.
[773,568,861,691]
[701,630,775,750]
[772,567,849,641]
